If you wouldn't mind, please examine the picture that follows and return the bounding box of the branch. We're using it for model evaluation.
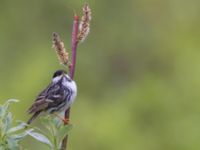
[61,15,79,150]
[54,4,91,150]
[61,108,71,150]
[69,15,79,79]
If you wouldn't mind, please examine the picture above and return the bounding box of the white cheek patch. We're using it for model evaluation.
[52,76,62,83]
[65,74,70,79]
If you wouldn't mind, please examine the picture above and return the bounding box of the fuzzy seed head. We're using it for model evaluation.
[52,32,69,65]
[77,4,91,43]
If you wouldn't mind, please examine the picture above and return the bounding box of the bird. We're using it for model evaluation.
[27,70,77,124]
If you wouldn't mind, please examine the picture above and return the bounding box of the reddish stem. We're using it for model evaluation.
[61,14,79,150]
[69,15,79,79]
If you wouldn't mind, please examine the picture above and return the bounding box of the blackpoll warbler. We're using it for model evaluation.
[27,70,77,124]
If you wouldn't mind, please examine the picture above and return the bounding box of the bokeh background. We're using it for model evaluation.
[1,0,200,149]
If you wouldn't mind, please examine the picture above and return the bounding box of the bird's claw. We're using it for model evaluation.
[63,118,69,125]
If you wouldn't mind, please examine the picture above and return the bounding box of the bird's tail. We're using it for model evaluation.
[27,111,41,124]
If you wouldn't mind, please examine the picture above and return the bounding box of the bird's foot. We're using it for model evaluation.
[62,118,69,125]
[54,113,69,124]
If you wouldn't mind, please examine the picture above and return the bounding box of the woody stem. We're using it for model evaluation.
[61,14,79,150]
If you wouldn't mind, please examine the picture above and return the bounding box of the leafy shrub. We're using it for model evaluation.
[0,99,31,149]
[0,100,72,150]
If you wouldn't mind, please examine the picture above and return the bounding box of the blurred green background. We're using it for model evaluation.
[1,0,200,150]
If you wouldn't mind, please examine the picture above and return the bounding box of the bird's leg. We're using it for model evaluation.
[63,118,69,125]
[53,113,69,124]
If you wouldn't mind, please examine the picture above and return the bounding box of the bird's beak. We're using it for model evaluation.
[61,74,65,78]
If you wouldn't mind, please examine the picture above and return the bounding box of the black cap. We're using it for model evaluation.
[52,70,67,78]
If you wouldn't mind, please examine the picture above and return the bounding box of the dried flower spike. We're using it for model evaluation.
[77,4,91,43]
[52,32,69,65]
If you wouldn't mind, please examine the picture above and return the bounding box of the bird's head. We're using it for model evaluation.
[52,70,71,83]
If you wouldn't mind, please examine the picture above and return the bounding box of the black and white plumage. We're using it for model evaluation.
[27,70,77,124]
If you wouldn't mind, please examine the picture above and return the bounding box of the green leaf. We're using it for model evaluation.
[3,99,19,110]
[40,116,50,124]
[0,104,7,119]
[7,137,19,150]
[0,99,19,119]
[11,129,33,141]
[0,99,26,150]
[52,117,62,128]
[8,122,27,134]
[40,116,56,136]
[0,145,5,150]
[5,99,19,104]
[57,124,73,142]
[0,106,3,118]
[27,130,53,148]
[2,112,12,134]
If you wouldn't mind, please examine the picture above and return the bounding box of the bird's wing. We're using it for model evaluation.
[45,84,69,113]
[27,82,57,114]
[27,82,68,114]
